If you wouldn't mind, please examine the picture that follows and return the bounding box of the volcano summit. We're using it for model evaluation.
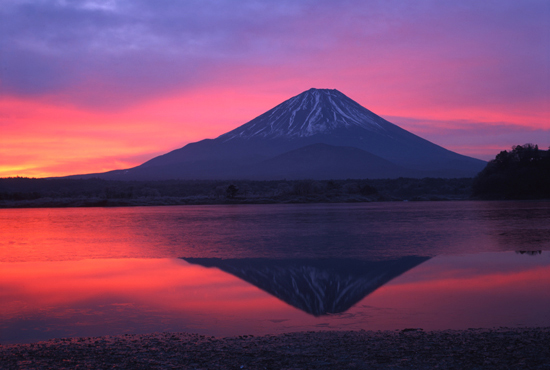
[74,89,486,180]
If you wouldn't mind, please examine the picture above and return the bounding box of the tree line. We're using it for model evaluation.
[3,144,547,206]
[472,144,550,199]
[0,176,474,206]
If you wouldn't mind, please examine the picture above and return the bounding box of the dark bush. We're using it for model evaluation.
[472,144,550,199]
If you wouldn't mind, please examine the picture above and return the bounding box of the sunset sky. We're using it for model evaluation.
[1,0,549,178]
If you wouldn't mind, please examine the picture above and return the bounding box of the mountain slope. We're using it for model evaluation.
[220,88,389,139]
[70,88,486,180]
[243,143,417,180]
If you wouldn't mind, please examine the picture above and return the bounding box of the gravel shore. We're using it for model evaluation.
[1,328,549,369]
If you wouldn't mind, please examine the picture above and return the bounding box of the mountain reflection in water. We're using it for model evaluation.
[183,256,430,316]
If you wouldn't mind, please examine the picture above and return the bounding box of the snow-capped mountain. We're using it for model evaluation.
[184,256,430,316]
[70,88,486,180]
[220,88,388,140]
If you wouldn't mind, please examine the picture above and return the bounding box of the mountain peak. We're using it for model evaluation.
[305,87,339,93]
[71,88,486,180]
[220,88,390,141]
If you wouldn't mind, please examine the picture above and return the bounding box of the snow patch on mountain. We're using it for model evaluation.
[220,88,390,141]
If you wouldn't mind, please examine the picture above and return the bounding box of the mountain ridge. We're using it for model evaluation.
[219,88,388,140]
[68,88,486,180]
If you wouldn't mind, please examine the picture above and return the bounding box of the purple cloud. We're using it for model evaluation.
[0,0,548,111]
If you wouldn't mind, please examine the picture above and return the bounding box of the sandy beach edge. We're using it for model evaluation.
[1,328,549,369]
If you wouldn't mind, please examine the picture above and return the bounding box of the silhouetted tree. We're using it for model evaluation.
[360,184,378,196]
[292,181,314,195]
[226,184,238,199]
[342,182,360,194]
[472,144,550,199]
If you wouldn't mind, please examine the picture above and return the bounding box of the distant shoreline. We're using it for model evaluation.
[3,176,547,209]
[3,195,549,209]
[0,177,476,209]
[0,194,471,209]
[2,328,549,369]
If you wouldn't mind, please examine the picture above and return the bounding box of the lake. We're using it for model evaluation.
[1,201,549,344]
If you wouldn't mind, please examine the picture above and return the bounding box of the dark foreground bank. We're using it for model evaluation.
[1,328,549,369]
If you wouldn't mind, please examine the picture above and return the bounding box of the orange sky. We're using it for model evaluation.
[2,86,547,178]
[1,1,548,178]
[2,255,549,339]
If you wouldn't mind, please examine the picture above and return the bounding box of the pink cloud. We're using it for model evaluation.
[1,0,548,177]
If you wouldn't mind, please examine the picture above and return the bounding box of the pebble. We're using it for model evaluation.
[1,327,549,369]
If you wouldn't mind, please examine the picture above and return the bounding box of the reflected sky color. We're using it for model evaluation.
[1,253,549,344]
[1,1,549,177]
[2,202,550,262]
[1,202,549,343]
[0,258,284,343]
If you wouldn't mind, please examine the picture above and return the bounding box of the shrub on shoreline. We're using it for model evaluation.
[473,144,550,199]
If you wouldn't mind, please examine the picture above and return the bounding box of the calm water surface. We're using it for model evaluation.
[1,201,549,343]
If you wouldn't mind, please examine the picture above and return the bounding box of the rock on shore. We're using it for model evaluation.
[1,328,549,369]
